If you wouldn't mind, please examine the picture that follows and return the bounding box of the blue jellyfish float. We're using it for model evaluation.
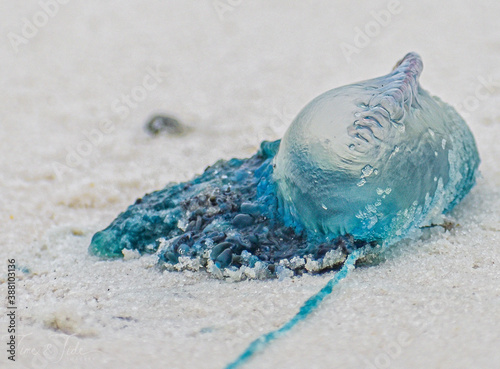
[89,52,480,368]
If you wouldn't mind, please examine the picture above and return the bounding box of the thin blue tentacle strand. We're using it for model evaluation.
[224,248,363,369]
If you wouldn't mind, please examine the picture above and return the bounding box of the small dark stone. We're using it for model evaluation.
[145,115,187,136]
[232,214,254,228]
[215,248,233,268]
[210,242,233,260]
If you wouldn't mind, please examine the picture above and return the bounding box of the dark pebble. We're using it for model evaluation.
[215,248,233,268]
[145,115,186,136]
[210,242,233,260]
[232,214,254,228]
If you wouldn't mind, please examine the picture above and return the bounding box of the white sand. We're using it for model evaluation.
[1,1,499,368]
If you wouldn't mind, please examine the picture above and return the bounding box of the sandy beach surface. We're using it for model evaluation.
[1,1,499,368]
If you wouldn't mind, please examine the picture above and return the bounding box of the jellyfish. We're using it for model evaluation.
[90,52,478,275]
[89,52,480,367]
